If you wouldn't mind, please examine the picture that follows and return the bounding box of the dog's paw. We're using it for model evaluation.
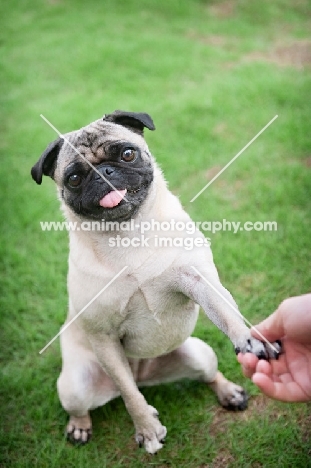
[234,336,282,360]
[219,383,248,411]
[135,405,167,454]
[209,372,248,411]
[66,414,92,445]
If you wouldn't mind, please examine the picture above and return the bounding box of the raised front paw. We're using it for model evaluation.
[135,405,167,454]
[234,336,282,360]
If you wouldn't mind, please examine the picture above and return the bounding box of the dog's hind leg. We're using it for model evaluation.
[132,336,248,410]
[57,322,119,444]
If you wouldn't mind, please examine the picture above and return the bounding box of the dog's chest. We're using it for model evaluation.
[117,279,199,359]
[69,237,200,358]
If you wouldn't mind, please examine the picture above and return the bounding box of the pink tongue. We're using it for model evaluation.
[99,189,127,208]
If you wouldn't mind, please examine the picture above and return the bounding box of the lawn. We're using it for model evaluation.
[1,0,311,467]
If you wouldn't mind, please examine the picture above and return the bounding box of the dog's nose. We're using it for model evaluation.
[95,166,115,179]
[104,167,114,176]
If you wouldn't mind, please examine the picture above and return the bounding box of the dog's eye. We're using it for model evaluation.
[121,148,137,162]
[68,174,82,187]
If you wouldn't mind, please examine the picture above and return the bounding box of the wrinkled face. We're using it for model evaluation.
[55,120,154,221]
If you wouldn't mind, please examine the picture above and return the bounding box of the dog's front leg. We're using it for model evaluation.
[178,267,281,359]
[87,333,167,453]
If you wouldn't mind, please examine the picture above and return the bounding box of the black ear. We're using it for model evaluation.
[31,138,64,185]
[103,110,155,135]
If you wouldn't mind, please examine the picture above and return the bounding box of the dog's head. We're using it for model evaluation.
[31,111,155,221]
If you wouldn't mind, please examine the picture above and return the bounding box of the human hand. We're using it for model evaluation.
[237,294,311,402]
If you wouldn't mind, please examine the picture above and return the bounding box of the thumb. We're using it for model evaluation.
[251,309,285,343]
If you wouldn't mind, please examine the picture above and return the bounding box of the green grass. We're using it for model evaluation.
[1,0,311,466]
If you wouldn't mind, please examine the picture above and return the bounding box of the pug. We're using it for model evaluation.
[31,110,280,454]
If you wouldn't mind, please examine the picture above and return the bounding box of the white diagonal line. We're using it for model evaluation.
[190,115,278,203]
[191,266,278,353]
[39,265,128,354]
[40,114,129,202]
